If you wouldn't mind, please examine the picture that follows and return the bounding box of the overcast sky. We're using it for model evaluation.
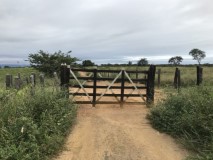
[0,0,213,65]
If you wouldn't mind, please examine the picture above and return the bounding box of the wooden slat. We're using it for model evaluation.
[74,101,146,105]
[70,77,147,82]
[71,93,147,97]
[70,68,148,74]
[71,85,147,89]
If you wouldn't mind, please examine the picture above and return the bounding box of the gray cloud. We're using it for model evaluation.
[0,0,212,64]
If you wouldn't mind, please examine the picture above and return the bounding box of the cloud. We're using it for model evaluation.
[0,0,212,64]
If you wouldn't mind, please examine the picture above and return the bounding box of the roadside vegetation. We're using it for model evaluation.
[147,86,213,160]
[0,87,77,160]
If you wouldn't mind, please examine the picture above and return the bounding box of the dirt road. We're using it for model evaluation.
[55,96,188,160]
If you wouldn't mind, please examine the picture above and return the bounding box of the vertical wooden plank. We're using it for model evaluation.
[93,69,97,107]
[14,76,20,90]
[146,65,156,104]
[6,74,11,89]
[136,69,138,80]
[120,69,125,104]
[65,65,71,97]
[174,68,178,89]
[39,73,45,87]
[157,69,161,88]
[31,72,36,85]
[10,75,13,86]
[30,74,35,95]
[177,69,181,91]
[197,66,203,85]
[60,64,65,87]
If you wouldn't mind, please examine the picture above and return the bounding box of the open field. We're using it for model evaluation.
[96,65,213,87]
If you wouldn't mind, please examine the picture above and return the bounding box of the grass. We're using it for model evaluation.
[0,86,77,160]
[97,65,213,87]
[147,86,213,160]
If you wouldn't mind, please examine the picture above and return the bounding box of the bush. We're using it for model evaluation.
[147,87,213,160]
[0,88,77,160]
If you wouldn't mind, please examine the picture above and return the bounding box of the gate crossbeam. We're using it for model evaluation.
[69,69,92,102]
[123,71,146,102]
[96,71,122,102]
[97,73,120,102]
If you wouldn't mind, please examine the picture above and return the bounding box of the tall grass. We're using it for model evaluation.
[0,88,77,160]
[147,87,213,160]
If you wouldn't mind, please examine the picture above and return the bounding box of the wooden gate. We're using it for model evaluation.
[60,65,156,106]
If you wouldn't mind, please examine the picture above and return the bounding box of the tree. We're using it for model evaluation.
[28,50,78,75]
[137,58,148,66]
[189,48,206,65]
[82,60,95,66]
[168,56,183,65]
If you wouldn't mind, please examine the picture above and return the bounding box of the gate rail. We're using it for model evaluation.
[60,65,156,106]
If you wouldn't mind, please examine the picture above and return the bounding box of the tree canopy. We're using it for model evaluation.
[82,60,95,66]
[137,58,148,66]
[189,48,206,65]
[168,56,183,65]
[28,50,78,75]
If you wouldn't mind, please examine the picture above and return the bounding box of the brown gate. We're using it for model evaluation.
[60,65,156,106]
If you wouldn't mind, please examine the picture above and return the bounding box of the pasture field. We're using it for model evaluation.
[97,65,213,87]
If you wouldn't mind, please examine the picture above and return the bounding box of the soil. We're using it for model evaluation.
[55,79,188,160]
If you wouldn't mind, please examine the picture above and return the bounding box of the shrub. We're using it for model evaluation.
[0,88,77,160]
[147,87,213,160]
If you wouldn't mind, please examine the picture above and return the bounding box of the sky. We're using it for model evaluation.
[0,0,213,65]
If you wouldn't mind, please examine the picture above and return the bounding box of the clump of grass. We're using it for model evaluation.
[147,86,213,160]
[0,88,77,160]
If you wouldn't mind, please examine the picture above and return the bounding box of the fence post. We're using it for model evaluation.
[120,69,125,106]
[31,73,36,86]
[14,76,21,90]
[39,73,45,87]
[60,64,66,88]
[30,74,35,95]
[60,64,70,90]
[197,66,203,85]
[174,68,178,89]
[157,69,161,88]
[93,68,97,107]
[6,74,12,89]
[146,65,156,104]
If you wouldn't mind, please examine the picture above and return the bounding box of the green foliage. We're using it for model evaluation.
[147,87,213,159]
[0,88,77,160]
[137,58,148,66]
[168,56,183,65]
[28,50,78,75]
[82,60,95,66]
[189,49,206,65]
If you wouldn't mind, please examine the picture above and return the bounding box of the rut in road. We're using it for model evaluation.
[55,97,188,160]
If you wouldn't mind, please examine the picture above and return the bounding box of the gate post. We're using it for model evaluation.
[60,64,70,95]
[93,68,97,107]
[120,69,125,106]
[146,65,156,104]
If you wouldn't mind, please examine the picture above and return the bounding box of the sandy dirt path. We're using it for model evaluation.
[55,98,188,159]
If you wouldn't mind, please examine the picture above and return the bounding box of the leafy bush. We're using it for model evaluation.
[147,87,213,160]
[0,88,77,160]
